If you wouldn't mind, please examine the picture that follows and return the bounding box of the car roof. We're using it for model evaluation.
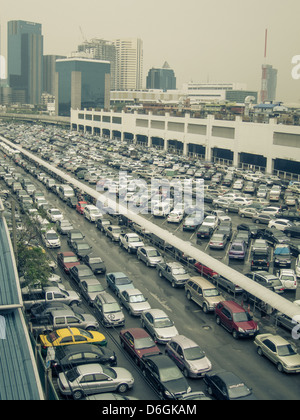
[49,309,74,317]
[143,353,175,368]
[57,343,101,356]
[123,288,142,296]
[209,371,245,386]
[146,308,168,318]
[98,291,118,304]
[121,327,150,339]
[60,251,76,256]
[169,334,198,349]
[77,363,105,375]
[220,300,245,313]
[189,276,215,289]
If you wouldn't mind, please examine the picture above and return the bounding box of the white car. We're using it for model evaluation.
[167,210,184,223]
[201,215,219,229]
[42,229,61,248]
[268,219,293,231]
[84,205,103,222]
[238,207,258,218]
[232,197,253,206]
[47,208,63,222]
[278,269,297,290]
[295,256,300,277]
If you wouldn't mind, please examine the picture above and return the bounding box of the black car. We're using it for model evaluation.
[273,244,292,268]
[284,224,300,238]
[66,196,78,208]
[197,225,213,240]
[49,343,117,375]
[67,229,85,247]
[287,239,300,257]
[203,371,256,400]
[29,301,70,321]
[237,223,260,238]
[69,264,96,284]
[251,249,270,271]
[260,228,289,246]
[235,231,251,246]
[82,254,106,274]
[141,354,191,400]
[71,240,93,260]
[96,217,111,232]
[276,210,300,222]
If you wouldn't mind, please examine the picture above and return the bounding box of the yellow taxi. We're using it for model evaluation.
[39,327,107,355]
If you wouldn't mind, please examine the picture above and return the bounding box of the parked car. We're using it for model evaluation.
[119,327,160,366]
[204,371,256,400]
[197,225,214,240]
[268,219,293,231]
[277,269,298,290]
[79,278,105,306]
[276,210,300,222]
[201,215,218,230]
[182,212,204,231]
[252,213,273,225]
[69,264,96,284]
[284,223,300,238]
[185,276,225,314]
[228,241,246,260]
[76,201,88,215]
[165,335,212,378]
[245,271,285,294]
[46,208,63,222]
[67,230,85,248]
[209,233,228,250]
[106,272,134,297]
[215,301,259,339]
[239,207,258,218]
[42,229,61,249]
[57,251,80,274]
[141,353,192,400]
[82,254,106,275]
[71,240,93,260]
[140,309,178,344]
[96,217,111,232]
[47,343,117,375]
[57,363,134,399]
[156,261,190,288]
[119,288,151,316]
[167,210,184,223]
[56,219,73,235]
[237,222,260,238]
[254,334,300,373]
[251,249,270,271]
[273,244,292,268]
[104,225,123,242]
[137,246,164,267]
[94,292,125,328]
[260,228,289,245]
[252,239,268,253]
[84,204,102,222]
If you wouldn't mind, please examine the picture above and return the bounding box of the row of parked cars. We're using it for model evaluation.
[1,125,300,400]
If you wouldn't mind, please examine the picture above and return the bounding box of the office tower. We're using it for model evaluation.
[43,55,66,96]
[113,38,143,90]
[7,20,43,105]
[55,57,111,116]
[146,62,176,90]
[260,64,277,103]
[77,39,117,90]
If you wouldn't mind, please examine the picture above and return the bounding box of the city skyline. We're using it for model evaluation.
[1,0,300,102]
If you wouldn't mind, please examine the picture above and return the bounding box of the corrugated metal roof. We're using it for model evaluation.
[0,209,44,400]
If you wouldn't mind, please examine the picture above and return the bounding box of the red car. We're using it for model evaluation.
[194,262,218,280]
[215,300,259,340]
[57,251,80,274]
[119,328,160,366]
[76,201,88,215]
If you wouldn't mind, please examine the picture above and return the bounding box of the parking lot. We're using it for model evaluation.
[0,121,300,400]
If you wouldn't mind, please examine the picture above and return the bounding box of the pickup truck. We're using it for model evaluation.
[22,286,81,311]
[119,232,144,253]
[156,261,190,288]
[29,308,99,334]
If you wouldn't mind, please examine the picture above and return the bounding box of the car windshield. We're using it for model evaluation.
[66,367,80,382]
[154,317,173,328]
[46,330,59,343]
[228,383,252,399]
[77,243,90,250]
[134,337,156,350]
[129,294,146,303]
[102,367,117,379]
[203,288,220,297]
[115,277,131,285]
[231,244,243,251]
[277,344,297,357]
[46,233,58,240]
[147,249,160,257]
[128,236,139,242]
[112,227,121,233]
[270,280,283,287]
[281,275,294,281]
[160,366,184,383]
[64,256,78,263]
[51,210,61,215]
[90,209,100,214]
[103,302,121,313]
[233,312,252,323]
[184,346,205,361]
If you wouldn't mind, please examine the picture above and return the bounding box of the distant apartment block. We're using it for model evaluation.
[146,62,176,91]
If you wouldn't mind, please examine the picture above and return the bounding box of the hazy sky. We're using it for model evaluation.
[1,0,300,102]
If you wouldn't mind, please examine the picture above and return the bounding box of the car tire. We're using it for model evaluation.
[277,363,284,373]
[117,383,129,393]
[183,368,189,378]
[73,390,83,400]
[186,290,192,300]
[203,303,209,314]
[207,386,213,396]
[216,316,221,325]
[232,330,239,340]
[171,281,176,288]
[256,346,263,356]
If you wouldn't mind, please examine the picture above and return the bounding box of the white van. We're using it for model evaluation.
[58,184,75,201]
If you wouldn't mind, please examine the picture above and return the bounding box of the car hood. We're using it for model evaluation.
[130,241,144,247]
[280,354,300,367]
[149,256,164,263]
[81,313,98,324]
[173,274,190,281]
[163,377,190,397]
[155,325,178,339]
[188,356,212,372]
[130,301,151,312]
[237,321,258,330]
[112,367,134,383]
[117,284,134,293]
[105,311,124,323]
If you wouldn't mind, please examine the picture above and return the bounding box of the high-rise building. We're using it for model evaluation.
[55,58,111,116]
[7,20,43,105]
[260,64,277,103]
[43,55,66,96]
[146,62,176,91]
[113,38,143,90]
[77,39,117,90]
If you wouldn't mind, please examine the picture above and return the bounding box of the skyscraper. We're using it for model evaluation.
[146,62,176,90]
[43,55,66,95]
[260,64,277,103]
[55,58,111,116]
[7,20,43,105]
[113,38,143,90]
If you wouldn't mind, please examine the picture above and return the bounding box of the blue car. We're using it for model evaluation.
[106,272,134,297]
